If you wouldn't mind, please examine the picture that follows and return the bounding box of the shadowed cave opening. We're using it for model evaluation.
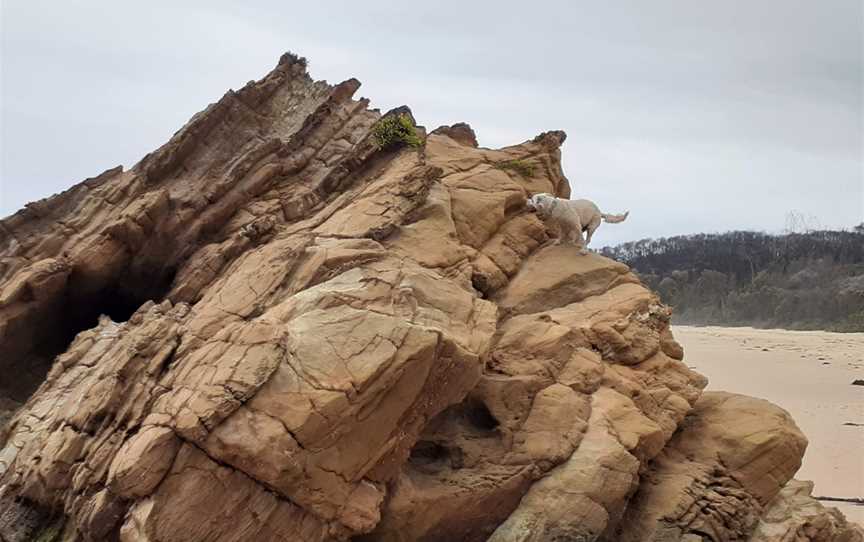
[409,441,450,467]
[464,399,500,432]
[408,440,465,473]
[405,399,500,475]
[50,280,169,358]
[0,266,177,407]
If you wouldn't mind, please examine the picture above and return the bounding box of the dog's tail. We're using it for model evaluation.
[601,211,629,224]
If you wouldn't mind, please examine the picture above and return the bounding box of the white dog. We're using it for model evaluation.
[526,193,629,253]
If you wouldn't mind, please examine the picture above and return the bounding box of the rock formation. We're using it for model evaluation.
[0,53,859,541]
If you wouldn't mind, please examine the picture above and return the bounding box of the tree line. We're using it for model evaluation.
[600,225,864,331]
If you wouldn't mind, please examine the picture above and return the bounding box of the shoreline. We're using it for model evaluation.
[673,322,864,335]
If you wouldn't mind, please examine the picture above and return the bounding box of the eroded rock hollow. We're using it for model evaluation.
[0,53,859,542]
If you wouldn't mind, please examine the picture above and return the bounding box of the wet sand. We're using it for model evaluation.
[674,325,864,525]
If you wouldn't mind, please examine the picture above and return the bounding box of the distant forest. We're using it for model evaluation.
[600,224,864,331]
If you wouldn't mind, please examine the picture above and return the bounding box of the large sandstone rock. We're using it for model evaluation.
[0,53,854,541]
[612,392,808,541]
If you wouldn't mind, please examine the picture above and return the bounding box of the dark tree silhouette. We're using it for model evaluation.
[601,229,864,331]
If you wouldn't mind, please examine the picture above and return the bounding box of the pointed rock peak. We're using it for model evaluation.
[532,129,567,148]
[277,51,308,68]
[431,123,479,147]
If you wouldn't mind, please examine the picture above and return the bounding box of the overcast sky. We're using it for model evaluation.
[1,0,862,246]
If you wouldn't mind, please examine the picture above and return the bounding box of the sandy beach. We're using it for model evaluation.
[674,325,864,524]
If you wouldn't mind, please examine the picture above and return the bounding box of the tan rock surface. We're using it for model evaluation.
[0,53,855,541]
[613,391,808,541]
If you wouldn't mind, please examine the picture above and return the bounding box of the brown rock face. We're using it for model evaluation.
[0,53,848,541]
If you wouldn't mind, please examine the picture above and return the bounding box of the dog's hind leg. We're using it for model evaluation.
[584,215,601,248]
[570,218,588,252]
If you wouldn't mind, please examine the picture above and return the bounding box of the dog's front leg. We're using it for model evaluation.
[584,216,601,248]
[571,219,587,252]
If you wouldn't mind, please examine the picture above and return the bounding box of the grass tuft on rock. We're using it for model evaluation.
[372,114,423,150]
[494,159,537,177]
[33,520,64,542]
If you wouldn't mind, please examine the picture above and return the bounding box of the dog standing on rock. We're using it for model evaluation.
[526,193,629,254]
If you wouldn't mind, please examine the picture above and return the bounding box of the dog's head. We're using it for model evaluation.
[526,193,555,216]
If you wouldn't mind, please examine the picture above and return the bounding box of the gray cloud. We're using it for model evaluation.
[2,0,861,245]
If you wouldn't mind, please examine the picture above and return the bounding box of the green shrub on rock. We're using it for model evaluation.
[372,114,423,150]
